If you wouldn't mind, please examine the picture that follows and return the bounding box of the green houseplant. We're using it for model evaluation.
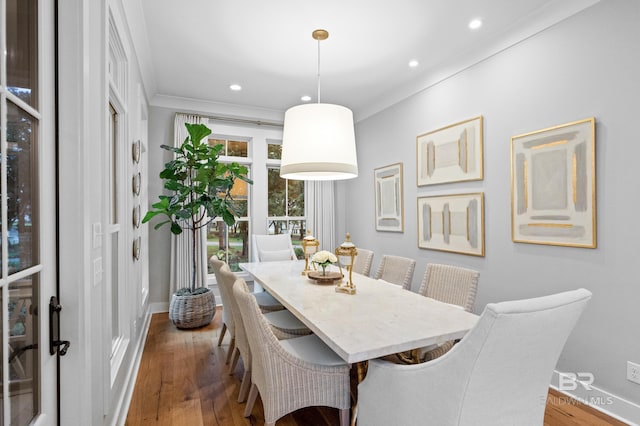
[143,122,251,328]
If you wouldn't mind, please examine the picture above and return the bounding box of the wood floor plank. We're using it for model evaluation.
[126,311,626,426]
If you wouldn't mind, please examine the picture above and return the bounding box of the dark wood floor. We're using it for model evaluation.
[125,310,627,425]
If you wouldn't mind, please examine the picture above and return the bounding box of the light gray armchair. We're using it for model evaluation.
[416,263,480,361]
[210,257,236,364]
[358,288,592,426]
[373,254,416,289]
[352,248,374,277]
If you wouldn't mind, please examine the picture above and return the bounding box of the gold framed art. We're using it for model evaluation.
[374,162,404,232]
[416,116,483,186]
[510,117,596,248]
[417,192,484,256]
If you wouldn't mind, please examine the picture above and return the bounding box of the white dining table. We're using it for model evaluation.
[240,260,479,364]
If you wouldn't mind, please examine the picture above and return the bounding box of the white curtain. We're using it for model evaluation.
[169,113,208,295]
[304,181,336,252]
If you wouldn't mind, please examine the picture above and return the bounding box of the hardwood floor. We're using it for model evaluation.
[125,310,626,425]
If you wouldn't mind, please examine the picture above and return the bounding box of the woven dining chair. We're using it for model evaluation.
[415,263,480,361]
[373,254,416,290]
[210,257,236,364]
[233,278,350,426]
[352,248,374,277]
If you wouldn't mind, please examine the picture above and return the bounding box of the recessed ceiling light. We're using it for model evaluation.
[301,95,312,102]
[408,59,419,68]
[469,19,483,30]
[229,84,242,91]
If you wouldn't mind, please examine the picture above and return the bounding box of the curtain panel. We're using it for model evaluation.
[169,113,208,296]
[304,181,336,252]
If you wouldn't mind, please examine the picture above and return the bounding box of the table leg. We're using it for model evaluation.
[350,361,368,426]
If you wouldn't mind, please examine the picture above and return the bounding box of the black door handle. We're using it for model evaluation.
[49,296,70,356]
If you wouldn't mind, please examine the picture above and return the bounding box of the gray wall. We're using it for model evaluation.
[147,106,175,305]
[339,0,639,409]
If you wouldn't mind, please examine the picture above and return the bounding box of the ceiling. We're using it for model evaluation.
[136,0,597,121]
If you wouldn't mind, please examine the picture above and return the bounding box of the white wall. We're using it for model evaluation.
[338,0,640,420]
[58,0,151,424]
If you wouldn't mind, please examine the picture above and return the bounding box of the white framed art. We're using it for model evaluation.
[374,162,404,232]
[416,116,483,186]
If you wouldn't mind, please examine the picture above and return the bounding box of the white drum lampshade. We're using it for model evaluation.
[280,103,358,181]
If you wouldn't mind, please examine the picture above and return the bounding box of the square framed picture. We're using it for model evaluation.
[374,163,404,232]
[511,117,596,248]
[417,192,484,256]
[416,116,483,186]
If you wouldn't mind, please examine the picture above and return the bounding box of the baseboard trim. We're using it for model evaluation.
[112,309,153,426]
[551,370,640,425]
[150,301,169,313]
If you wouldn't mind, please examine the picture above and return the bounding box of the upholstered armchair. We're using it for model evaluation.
[352,248,374,277]
[210,257,236,364]
[358,288,592,426]
[373,254,416,290]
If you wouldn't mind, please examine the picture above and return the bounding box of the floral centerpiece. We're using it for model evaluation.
[311,250,338,276]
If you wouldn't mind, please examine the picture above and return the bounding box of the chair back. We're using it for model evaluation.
[358,288,592,426]
[418,263,479,312]
[219,267,251,368]
[252,233,296,262]
[352,248,374,277]
[373,255,416,289]
[210,257,234,332]
[232,278,281,392]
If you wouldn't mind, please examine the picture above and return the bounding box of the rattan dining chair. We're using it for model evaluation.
[210,257,236,364]
[358,289,592,426]
[233,278,350,426]
[416,263,480,361]
[373,254,416,290]
[352,248,374,276]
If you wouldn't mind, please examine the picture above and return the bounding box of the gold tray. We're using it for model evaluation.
[307,271,343,285]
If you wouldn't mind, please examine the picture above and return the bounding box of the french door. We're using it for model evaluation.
[1,0,58,424]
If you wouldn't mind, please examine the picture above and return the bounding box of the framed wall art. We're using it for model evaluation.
[416,116,483,186]
[417,192,484,256]
[511,117,596,248]
[374,162,404,232]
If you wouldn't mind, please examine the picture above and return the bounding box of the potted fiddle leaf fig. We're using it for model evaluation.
[143,122,252,328]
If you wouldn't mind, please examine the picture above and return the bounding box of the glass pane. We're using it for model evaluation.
[109,104,118,224]
[290,220,306,259]
[267,168,285,216]
[6,0,38,108]
[267,220,288,236]
[287,179,305,217]
[207,222,228,273]
[228,221,249,271]
[6,102,38,273]
[230,173,249,218]
[9,275,40,424]
[267,143,282,160]
[208,138,226,152]
[111,233,119,345]
[227,140,248,157]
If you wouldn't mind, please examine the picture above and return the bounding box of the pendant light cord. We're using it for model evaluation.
[317,38,321,103]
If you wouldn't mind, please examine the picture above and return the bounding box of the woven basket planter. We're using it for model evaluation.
[169,288,216,329]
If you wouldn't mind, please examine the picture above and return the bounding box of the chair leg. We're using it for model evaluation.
[217,323,227,347]
[228,348,240,374]
[243,384,259,417]
[237,370,251,403]
[225,337,236,364]
[339,408,349,426]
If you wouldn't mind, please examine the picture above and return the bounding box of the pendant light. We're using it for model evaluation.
[280,29,358,181]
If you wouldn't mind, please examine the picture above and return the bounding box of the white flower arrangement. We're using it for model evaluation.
[311,250,337,275]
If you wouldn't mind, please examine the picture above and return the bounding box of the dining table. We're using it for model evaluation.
[240,260,479,364]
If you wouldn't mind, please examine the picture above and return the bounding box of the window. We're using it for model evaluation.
[206,136,250,272]
[267,141,305,259]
